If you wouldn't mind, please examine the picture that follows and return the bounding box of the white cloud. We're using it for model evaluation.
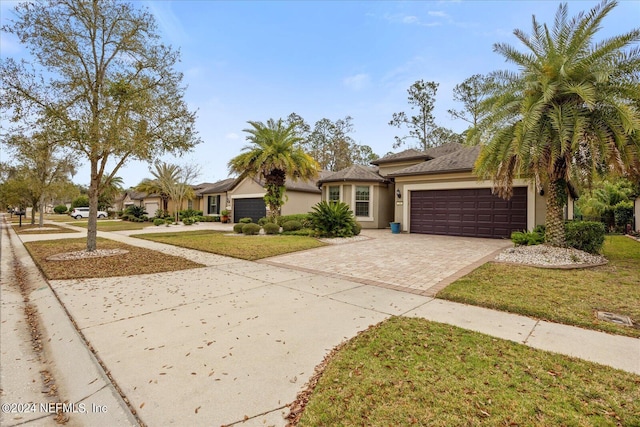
[428,11,448,18]
[384,13,441,27]
[343,73,371,91]
[402,15,419,24]
[225,132,240,140]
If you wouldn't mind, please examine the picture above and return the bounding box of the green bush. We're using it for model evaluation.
[352,221,362,236]
[53,205,68,214]
[165,218,173,225]
[614,201,634,231]
[242,223,261,235]
[308,201,358,238]
[233,223,245,233]
[153,218,165,226]
[182,217,196,225]
[564,220,606,254]
[263,223,280,235]
[71,196,89,208]
[179,209,202,219]
[258,217,269,226]
[511,230,544,246]
[239,217,253,224]
[281,228,313,236]
[277,214,312,228]
[282,220,302,232]
[125,205,147,219]
[533,224,546,236]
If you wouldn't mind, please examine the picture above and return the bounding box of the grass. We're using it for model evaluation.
[24,237,203,280]
[438,235,640,338]
[68,220,150,231]
[135,230,326,260]
[297,317,640,427]
[12,223,78,234]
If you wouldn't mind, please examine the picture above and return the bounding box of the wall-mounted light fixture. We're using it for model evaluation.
[396,189,402,199]
[539,189,545,196]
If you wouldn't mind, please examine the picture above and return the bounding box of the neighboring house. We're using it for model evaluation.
[319,142,575,239]
[635,196,640,232]
[198,173,331,223]
[118,190,146,212]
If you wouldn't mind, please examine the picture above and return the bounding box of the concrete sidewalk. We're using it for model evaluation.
[5,219,640,426]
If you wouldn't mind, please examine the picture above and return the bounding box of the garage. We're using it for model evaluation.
[410,187,527,238]
[233,198,266,223]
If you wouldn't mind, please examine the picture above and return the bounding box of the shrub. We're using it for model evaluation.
[53,205,68,214]
[239,217,253,224]
[613,201,634,231]
[242,223,261,235]
[71,196,89,208]
[564,220,605,254]
[308,201,357,238]
[352,221,362,236]
[179,209,202,219]
[281,228,313,236]
[258,217,269,226]
[233,223,245,233]
[533,224,546,236]
[125,205,147,219]
[511,230,544,246]
[277,214,312,228]
[263,223,280,235]
[165,219,173,225]
[282,220,302,232]
[182,217,195,225]
[153,218,165,226]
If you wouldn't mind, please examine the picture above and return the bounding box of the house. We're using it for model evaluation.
[198,173,330,223]
[318,142,571,239]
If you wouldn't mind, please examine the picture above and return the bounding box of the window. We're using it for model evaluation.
[208,195,220,215]
[328,186,340,202]
[187,199,193,210]
[355,186,370,217]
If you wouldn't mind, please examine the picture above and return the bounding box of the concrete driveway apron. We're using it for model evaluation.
[262,229,511,296]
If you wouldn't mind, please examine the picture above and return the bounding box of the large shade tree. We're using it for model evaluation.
[470,1,640,247]
[0,0,200,251]
[228,119,318,221]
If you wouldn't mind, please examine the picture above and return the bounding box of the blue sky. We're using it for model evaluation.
[1,0,639,189]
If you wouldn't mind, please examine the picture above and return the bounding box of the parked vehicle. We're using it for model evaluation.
[69,207,108,219]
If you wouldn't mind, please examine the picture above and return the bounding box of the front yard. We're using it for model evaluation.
[438,235,640,338]
[295,317,640,426]
[134,230,326,260]
[24,237,203,280]
[66,219,150,232]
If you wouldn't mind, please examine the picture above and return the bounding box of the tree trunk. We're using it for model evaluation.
[545,178,567,247]
[38,194,45,228]
[86,162,99,252]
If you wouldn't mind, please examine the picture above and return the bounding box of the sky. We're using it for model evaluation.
[1,0,639,189]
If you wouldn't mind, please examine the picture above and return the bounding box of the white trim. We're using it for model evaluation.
[401,179,534,232]
[352,184,373,221]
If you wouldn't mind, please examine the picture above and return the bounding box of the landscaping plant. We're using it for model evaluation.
[263,223,280,235]
[309,201,358,238]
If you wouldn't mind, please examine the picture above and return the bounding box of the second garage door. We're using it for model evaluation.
[410,187,527,239]
[233,198,266,223]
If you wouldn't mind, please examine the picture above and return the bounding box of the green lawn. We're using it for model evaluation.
[134,230,326,260]
[12,223,78,234]
[24,237,203,280]
[68,220,150,231]
[296,317,640,426]
[438,235,640,338]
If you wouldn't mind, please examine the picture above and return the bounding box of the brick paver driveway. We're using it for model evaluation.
[262,230,511,296]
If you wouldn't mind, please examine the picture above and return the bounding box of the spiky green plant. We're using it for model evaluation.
[309,201,358,238]
[470,1,640,247]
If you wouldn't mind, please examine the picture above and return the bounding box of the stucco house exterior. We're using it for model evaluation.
[198,173,331,223]
[319,142,575,239]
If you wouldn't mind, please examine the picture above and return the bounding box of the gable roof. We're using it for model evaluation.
[422,142,466,158]
[390,145,481,176]
[318,164,389,185]
[370,149,432,165]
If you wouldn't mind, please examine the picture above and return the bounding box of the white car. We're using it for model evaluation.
[69,207,108,220]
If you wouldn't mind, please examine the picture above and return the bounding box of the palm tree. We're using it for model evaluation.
[135,178,169,212]
[144,161,199,222]
[228,119,318,221]
[470,1,640,247]
[98,175,124,211]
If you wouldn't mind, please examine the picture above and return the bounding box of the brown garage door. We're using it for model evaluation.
[410,187,527,238]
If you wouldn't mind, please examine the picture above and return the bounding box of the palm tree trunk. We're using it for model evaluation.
[545,178,567,247]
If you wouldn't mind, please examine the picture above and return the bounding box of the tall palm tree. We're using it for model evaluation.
[135,178,169,212]
[228,118,318,221]
[470,1,640,247]
[98,175,124,211]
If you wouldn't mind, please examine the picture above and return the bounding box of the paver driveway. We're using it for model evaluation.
[262,229,511,296]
